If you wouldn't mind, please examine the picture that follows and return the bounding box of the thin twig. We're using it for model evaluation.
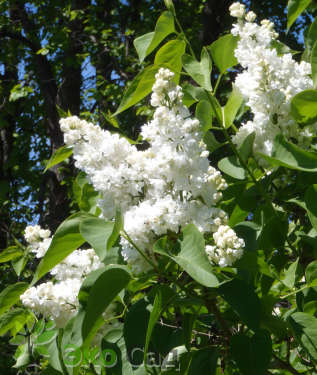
[272,353,301,375]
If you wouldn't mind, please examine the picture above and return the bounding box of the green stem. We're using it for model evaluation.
[175,16,196,59]
[57,329,69,375]
[272,353,301,375]
[281,284,309,299]
[213,73,223,96]
[121,230,158,271]
[206,299,231,340]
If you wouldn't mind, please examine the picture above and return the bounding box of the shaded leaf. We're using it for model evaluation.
[144,286,175,363]
[306,260,317,284]
[82,266,131,341]
[80,217,115,261]
[195,100,213,132]
[259,134,317,172]
[289,312,317,361]
[304,184,317,231]
[230,331,272,375]
[282,258,299,289]
[219,278,261,331]
[154,224,219,287]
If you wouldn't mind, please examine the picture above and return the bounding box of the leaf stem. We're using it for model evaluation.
[281,284,309,299]
[175,16,196,59]
[272,353,301,375]
[206,298,231,339]
[121,230,158,271]
[213,73,223,96]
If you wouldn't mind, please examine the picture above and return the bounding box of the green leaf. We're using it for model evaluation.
[72,173,99,214]
[164,0,176,14]
[306,260,317,284]
[224,85,243,128]
[154,224,219,287]
[259,134,317,172]
[11,256,28,277]
[306,17,317,52]
[188,347,218,375]
[291,89,317,125]
[287,0,312,30]
[311,41,317,88]
[229,205,249,227]
[134,11,175,62]
[304,300,317,315]
[78,267,107,307]
[203,131,223,153]
[208,34,238,74]
[258,210,288,253]
[238,132,255,163]
[219,278,261,331]
[282,258,299,289]
[107,209,124,251]
[154,39,186,82]
[82,266,131,341]
[234,222,260,253]
[304,185,317,231]
[0,246,23,263]
[0,308,34,336]
[13,343,30,368]
[182,48,212,91]
[124,299,151,367]
[208,95,222,123]
[289,312,317,361]
[195,100,213,132]
[114,65,159,115]
[230,331,272,375]
[218,156,246,180]
[32,212,89,284]
[101,328,134,375]
[44,145,73,172]
[0,282,28,317]
[144,286,176,363]
[182,83,210,106]
[80,217,115,261]
[9,84,33,102]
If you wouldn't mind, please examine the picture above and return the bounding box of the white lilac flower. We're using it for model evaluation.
[60,68,244,273]
[21,225,103,327]
[206,225,245,267]
[229,2,246,18]
[230,3,315,161]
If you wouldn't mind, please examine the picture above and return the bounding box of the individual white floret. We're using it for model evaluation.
[229,2,246,18]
